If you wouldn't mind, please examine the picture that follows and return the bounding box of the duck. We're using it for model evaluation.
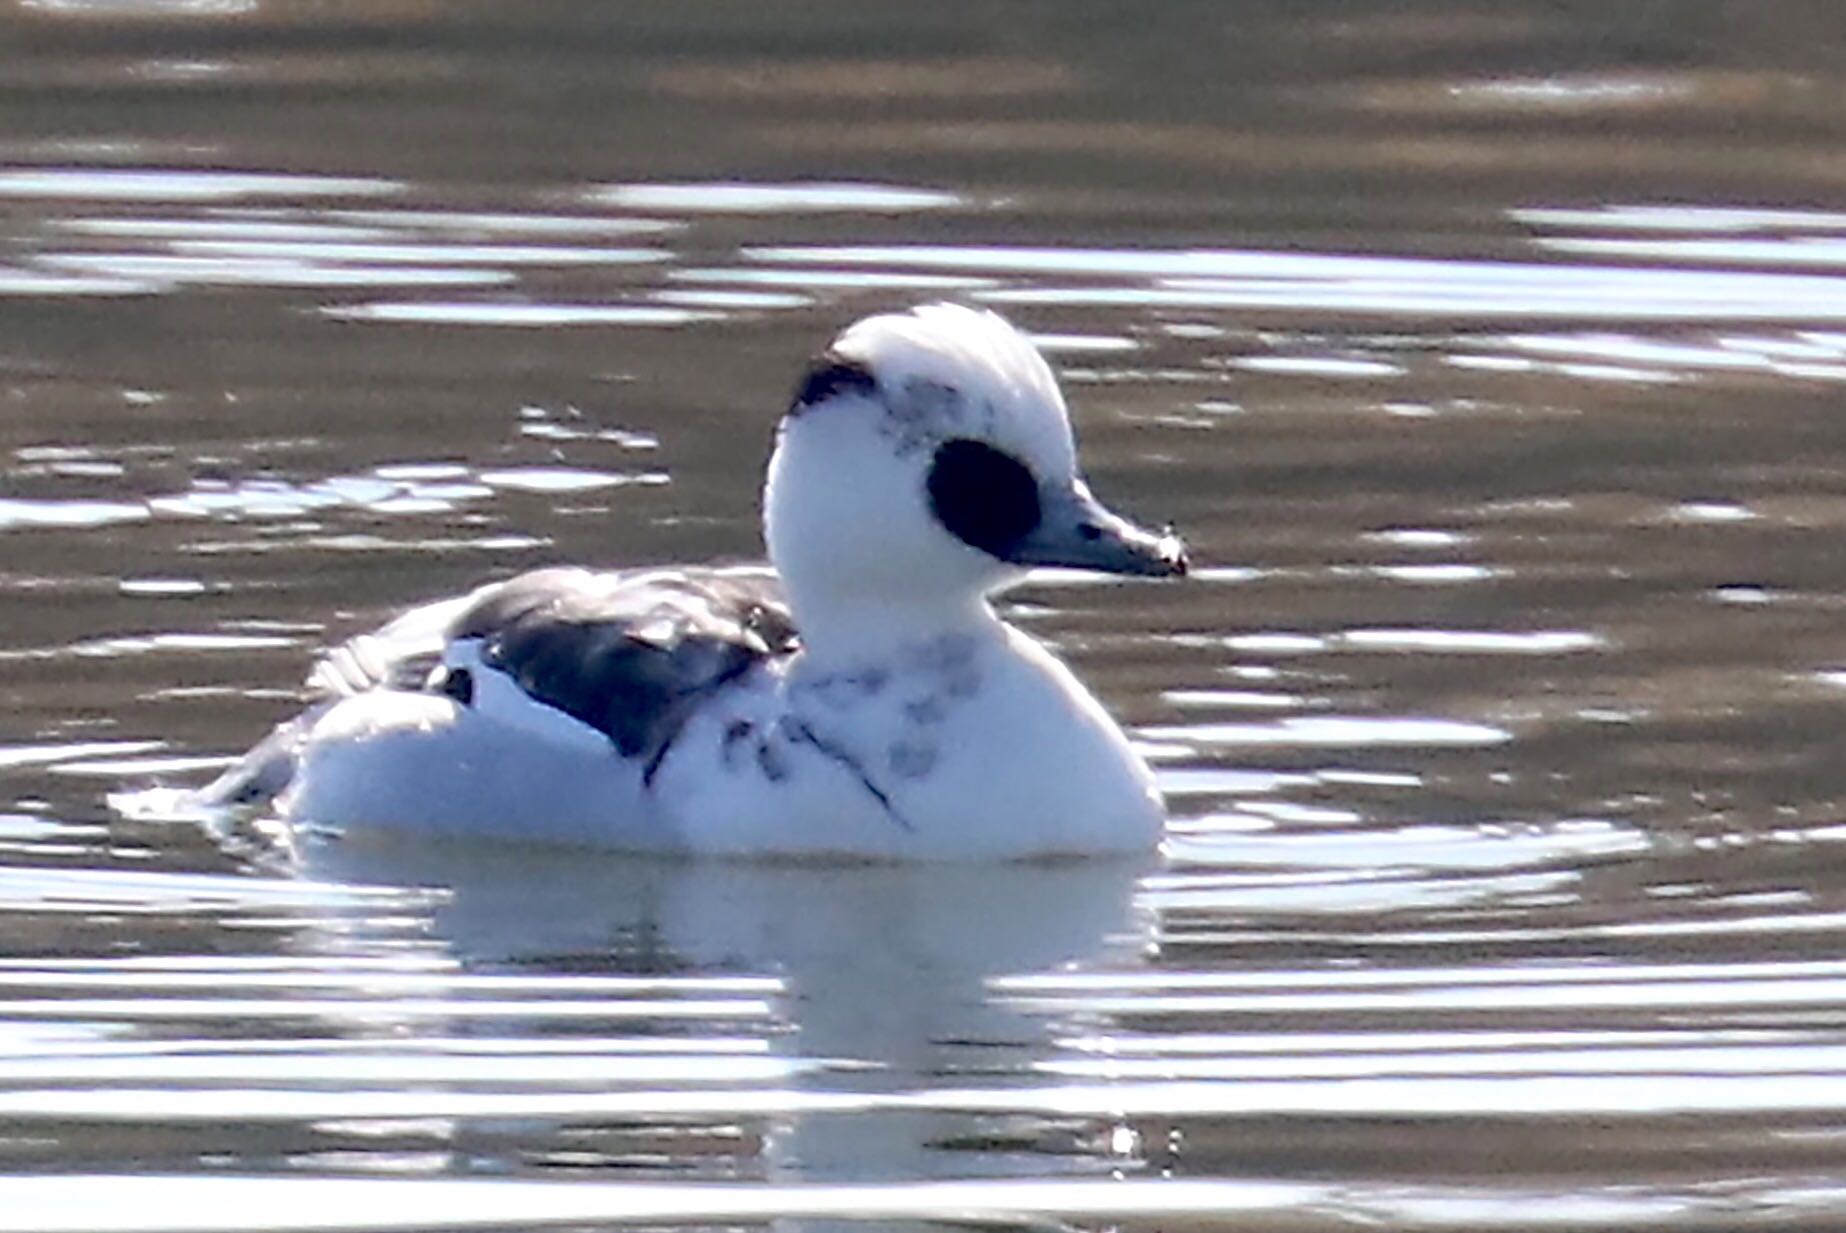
[189,304,1188,859]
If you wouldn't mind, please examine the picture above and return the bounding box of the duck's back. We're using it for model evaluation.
[443,565,796,772]
[197,565,798,846]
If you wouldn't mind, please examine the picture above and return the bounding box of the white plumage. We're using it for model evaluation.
[180,304,1188,859]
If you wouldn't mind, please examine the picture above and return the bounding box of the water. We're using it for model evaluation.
[5,0,1846,1228]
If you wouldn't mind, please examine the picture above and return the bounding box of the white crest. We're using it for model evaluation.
[824,303,1078,476]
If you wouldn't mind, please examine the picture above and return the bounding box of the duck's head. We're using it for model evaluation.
[764,304,1186,643]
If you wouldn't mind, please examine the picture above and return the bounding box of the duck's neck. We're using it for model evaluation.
[785,588,1007,671]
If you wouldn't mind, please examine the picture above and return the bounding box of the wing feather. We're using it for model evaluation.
[305,592,475,698]
[303,565,796,769]
[451,565,797,761]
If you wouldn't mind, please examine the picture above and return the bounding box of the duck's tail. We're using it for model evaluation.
[108,707,324,823]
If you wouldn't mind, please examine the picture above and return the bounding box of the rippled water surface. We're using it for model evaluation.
[6,2,1846,1229]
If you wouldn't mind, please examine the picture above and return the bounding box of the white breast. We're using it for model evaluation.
[650,627,1163,859]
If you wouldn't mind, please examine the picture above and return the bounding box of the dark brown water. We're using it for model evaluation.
[5,2,1846,1229]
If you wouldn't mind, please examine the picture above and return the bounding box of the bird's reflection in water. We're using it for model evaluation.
[300,834,1152,1193]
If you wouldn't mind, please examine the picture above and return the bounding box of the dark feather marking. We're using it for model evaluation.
[452,567,799,779]
[782,716,912,832]
[790,352,877,415]
[754,738,789,784]
[721,720,755,769]
[435,666,473,705]
[640,734,676,788]
[905,695,947,725]
[887,738,938,780]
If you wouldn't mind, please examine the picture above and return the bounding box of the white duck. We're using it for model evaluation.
[192,304,1187,859]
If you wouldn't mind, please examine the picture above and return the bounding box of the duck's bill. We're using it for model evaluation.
[1005,483,1189,578]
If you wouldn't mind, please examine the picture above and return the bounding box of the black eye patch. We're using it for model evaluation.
[926,438,1041,560]
[789,354,877,413]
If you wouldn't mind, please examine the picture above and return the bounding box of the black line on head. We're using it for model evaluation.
[926,438,1042,561]
[789,352,877,415]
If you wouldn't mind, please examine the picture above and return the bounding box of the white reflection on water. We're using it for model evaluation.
[7,1171,1835,1233]
[127,844,1148,1189]
[11,784,1846,1227]
[1447,328,1846,383]
[53,218,400,242]
[589,181,963,213]
[652,287,813,310]
[0,998,775,1027]
[1162,689,1303,710]
[1141,715,1512,747]
[1370,527,1469,547]
[1337,628,1601,653]
[20,0,257,16]
[670,265,997,291]
[0,968,775,994]
[1368,563,1496,583]
[993,972,1846,1021]
[0,168,397,201]
[330,211,681,238]
[1025,331,1138,355]
[118,578,210,596]
[167,240,669,267]
[0,865,425,914]
[0,1175,1319,1233]
[515,410,659,449]
[1492,332,1775,371]
[1229,355,1403,378]
[40,253,512,289]
[920,1071,1846,1119]
[1541,236,1846,268]
[476,467,663,494]
[746,243,1846,321]
[1010,956,1846,995]
[20,192,685,302]
[1666,500,1756,524]
[60,632,297,657]
[0,1085,839,1121]
[1141,867,1574,915]
[1043,1040,1846,1080]
[1514,204,1846,232]
[1448,74,1691,110]
[1167,820,1646,872]
[1153,766,1317,796]
[48,754,234,778]
[0,740,164,770]
[0,497,147,530]
[135,463,661,521]
[0,1051,800,1086]
[322,303,711,327]
[0,267,156,296]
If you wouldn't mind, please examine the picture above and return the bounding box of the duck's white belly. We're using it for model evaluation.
[281,691,670,849]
